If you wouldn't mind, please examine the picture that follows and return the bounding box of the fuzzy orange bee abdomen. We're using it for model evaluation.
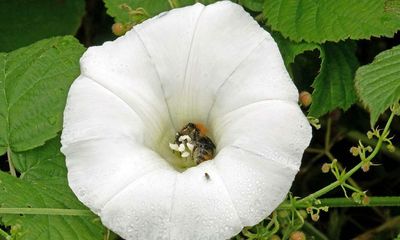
[195,123,208,136]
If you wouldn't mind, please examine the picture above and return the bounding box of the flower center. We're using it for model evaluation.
[169,123,216,169]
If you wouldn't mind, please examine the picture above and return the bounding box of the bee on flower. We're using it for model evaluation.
[169,123,216,165]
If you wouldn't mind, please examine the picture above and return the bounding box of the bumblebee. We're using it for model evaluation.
[192,136,215,164]
[174,123,216,165]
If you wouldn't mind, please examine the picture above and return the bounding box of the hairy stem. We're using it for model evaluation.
[296,111,396,205]
[346,130,400,160]
[279,196,400,209]
[325,151,360,189]
[324,118,360,189]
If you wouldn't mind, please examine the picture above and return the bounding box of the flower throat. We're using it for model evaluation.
[169,123,216,168]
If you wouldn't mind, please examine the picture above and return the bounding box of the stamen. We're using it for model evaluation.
[178,143,185,152]
[186,142,194,152]
[169,143,179,151]
[169,122,216,167]
[178,135,191,142]
[181,151,190,158]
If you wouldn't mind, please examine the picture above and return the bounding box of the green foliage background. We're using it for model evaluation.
[0,0,399,239]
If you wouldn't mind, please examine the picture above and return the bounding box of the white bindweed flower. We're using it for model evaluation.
[61,1,312,240]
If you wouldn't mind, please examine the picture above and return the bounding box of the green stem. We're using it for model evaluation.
[346,130,400,160]
[342,183,360,193]
[0,207,93,216]
[279,196,400,209]
[7,147,16,177]
[296,111,396,205]
[366,111,395,162]
[305,148,324,154]
[0,227,11,239]
[325,151,360,189]
[318,197,400,207]
[324,118,360,189]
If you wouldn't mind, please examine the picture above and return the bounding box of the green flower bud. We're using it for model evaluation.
[367,131,374,139]
[350,146,359,156]
[387,144,395,153]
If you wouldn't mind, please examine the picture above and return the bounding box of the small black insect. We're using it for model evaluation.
[204,172,210,180]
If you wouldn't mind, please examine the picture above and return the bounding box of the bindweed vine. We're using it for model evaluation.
[1,1,400,239]
[238,103,400,239]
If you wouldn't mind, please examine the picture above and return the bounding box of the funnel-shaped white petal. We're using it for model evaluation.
[61,1,312,240]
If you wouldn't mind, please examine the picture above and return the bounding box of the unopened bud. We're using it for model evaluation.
[311,214,319,222]
[270,235,281,240]
[350,146,359,156]
[278,210,289,218]
[361,162,370,172]
[299,210,308,219]
[365,146,373,152]
[321,206,329,212]
[112,22,126,36]
[367,131,374,139]
[299,91,312,107]
[387,144,395,153]
[321,163,330,173]
[290,231,306,240]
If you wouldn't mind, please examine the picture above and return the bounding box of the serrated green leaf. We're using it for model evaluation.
[0,137,104,240]
[105,0,172,24]
[271,33,357,116]
[0,36,85,155]
[239,0,264,12]
[104,0,218,24]
[271,31,319,69]
[355,45,400,126]
[263,0,400,43]
[0,0,85,52]
[309,42,359,117]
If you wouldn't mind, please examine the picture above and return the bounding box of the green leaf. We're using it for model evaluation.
[263,0,400,43]
[355,45,400,125]
[270,33,357,117]
[0,0,85,52]
[104,0,172,24]
[104,0,218,25]
[0,137,104,240]
[0,36,85,156]
[239,0,265,12]
[272,31,319,69]
[309,42,359,117]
